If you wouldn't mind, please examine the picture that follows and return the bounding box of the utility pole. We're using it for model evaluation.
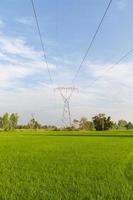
[55,87,78,128]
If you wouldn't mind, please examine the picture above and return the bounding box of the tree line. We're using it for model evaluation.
[0,113,39,131]
[73,114,133,131]
[0,112,133,131]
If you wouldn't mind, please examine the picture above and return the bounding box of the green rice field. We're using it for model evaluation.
[0,131,133,200]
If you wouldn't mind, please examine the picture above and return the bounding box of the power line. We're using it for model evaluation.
[31,0,64,95]
[71,0,113,84]
[31,0,54,85]
[31,0,60,122]
[80,48,133,92]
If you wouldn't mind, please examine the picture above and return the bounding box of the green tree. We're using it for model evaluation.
[118,120,127,130]
[2,113,10,131]
[92,113,113,131]
[28,118,41,129]
[0,117,3,129]
[79,117,94,130]
[126,122,133,130]
[9,113,18,130]
[111,122,118,130]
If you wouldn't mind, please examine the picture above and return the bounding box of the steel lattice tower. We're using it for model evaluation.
[55,87,78,128]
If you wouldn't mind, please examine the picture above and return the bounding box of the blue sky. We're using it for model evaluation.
[0,0,133,125]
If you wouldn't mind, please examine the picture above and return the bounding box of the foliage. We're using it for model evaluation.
[2,113,10,131]
[118,120,128,130]
[1,113,19,131]
[9,113,19,130]
[0,132,132,199]
[28,117,41,129]
[79,117,94,130]
[92,113,113,131]
[126,122,133,130]
[0,112,133,131]
[111,122,118,130]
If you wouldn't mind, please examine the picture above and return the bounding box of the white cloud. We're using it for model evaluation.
[0,29,133,124]
[0,35,41,58]
[0,56,133,124]
[0,33,56,89]
[86,62,133,89]
[0,31,59,124]
[0,84,61,125]
[74,61,133,122]
[16,17,33,26]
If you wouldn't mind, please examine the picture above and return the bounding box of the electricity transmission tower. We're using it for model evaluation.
[55,87,78,128]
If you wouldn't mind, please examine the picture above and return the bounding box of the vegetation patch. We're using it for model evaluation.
[0,132,133,199]
[124,154,133,184]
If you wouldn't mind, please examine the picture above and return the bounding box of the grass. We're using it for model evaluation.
[0,131,133,199]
